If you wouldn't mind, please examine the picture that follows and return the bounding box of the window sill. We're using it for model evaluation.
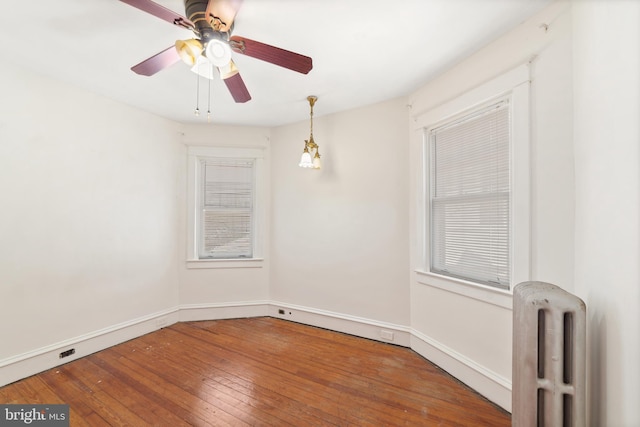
[415,270,513,309]
[186,258,265,269]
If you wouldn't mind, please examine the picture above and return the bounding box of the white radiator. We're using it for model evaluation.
[512,281,586,426]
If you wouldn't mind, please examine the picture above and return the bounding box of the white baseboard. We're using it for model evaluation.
[267,301,412,347]
[410,328,512,412]
[1,301,511,413]
[179,301,270,321]
[0,308,180,388]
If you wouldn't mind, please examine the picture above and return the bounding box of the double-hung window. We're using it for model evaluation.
[187,146,265,267]
[429,99,511,288]
[417,64,530,292]
[199,157,254,259]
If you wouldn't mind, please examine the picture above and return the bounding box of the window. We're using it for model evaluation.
[415,64,530,293]
[429,99,510,288]
[198,158,254,259]
[187,146,265,267]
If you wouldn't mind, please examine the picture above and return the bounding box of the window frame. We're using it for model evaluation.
[186,146,265,269]
[414,64,531,298]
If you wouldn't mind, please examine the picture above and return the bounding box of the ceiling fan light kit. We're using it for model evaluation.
[120,0,313,105]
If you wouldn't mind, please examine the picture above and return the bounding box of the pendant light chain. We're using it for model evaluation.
[309,97,314,138]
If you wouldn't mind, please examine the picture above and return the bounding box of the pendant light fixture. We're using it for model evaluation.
[299,95,321,169]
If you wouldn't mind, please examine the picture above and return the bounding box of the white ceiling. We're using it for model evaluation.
[0,0,551,127]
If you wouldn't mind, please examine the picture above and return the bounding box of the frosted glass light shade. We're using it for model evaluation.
[176,39,204,66]
[299,151,313,168]
[190,55,215,79]
[205,39,232,67]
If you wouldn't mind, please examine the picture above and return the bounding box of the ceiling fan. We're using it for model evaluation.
[119,0,313,103]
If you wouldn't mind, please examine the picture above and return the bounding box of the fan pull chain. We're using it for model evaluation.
[194,70,200,116]
[207,66,212,123]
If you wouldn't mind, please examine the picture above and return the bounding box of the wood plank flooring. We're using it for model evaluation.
[1,317,511,426]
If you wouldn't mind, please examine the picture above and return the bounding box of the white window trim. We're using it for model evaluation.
[186,146,266,269]
[413,64,531,300]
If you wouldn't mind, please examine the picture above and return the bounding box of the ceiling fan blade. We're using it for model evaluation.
[230,36,313,74]
[131,46,181,76]
[119,0,193,29]
[223,72,251,103]
[206,0,243,32]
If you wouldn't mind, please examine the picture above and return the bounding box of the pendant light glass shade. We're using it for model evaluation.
[299,147,313,168]
[312,151,321,169]
[299,154,313,168]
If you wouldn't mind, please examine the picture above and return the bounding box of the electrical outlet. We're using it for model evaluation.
[380,330,394,341]
[59,348,75,359]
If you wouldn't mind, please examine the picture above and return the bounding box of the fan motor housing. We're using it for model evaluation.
[185,0,228,45]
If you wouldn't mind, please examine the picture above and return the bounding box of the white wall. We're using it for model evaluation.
[572,1,640,425]
[0,62,182,364]
[178,124,271,311]
[269,98,411,328]
[3,2,638,422]
[408,1,574,410]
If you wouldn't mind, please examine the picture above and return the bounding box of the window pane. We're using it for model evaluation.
[431,193,510,286]
[199,159,254,259]
[430,101,510,288]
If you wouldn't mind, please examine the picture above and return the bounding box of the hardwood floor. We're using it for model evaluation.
[1,317,511,426]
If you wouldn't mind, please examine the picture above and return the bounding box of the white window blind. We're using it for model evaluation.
[430,100,510,288]
[199,158,255,259]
